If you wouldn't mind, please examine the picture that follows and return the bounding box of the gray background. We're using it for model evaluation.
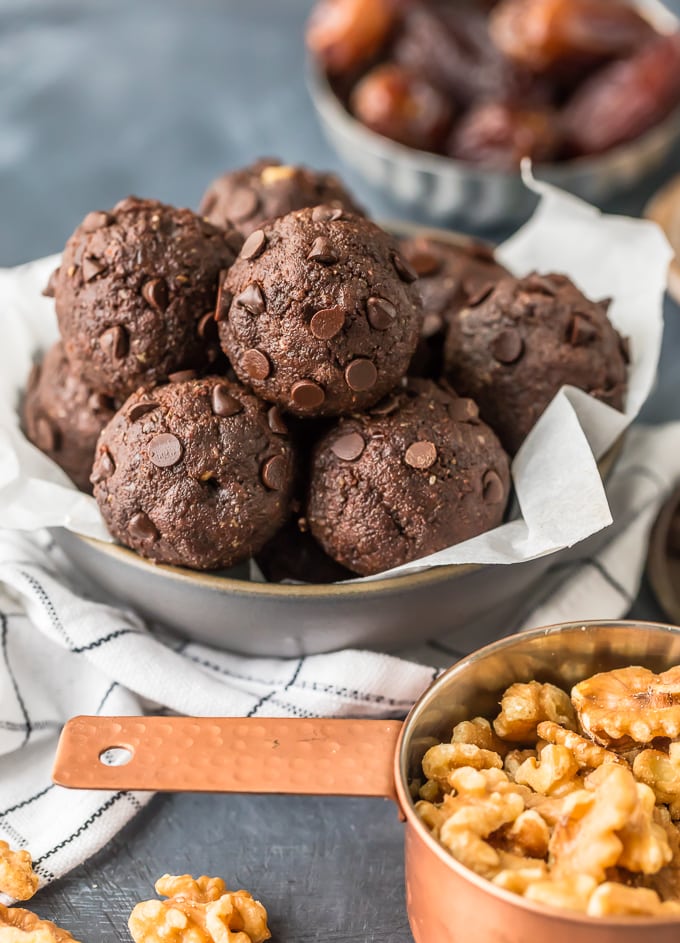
[1,1,680,939]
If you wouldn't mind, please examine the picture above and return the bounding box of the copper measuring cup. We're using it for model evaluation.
[53,620,680,943]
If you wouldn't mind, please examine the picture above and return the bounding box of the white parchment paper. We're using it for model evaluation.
[0,180,672,581]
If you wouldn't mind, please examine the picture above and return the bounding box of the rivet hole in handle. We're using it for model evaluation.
[52,716,403,802]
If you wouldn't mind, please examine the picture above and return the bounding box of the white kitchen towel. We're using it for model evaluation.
[1,421,680,899]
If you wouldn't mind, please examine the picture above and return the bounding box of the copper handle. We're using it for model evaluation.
[52,716,402,801]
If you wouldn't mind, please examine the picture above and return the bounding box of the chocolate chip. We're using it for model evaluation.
[88,392,113,413]
[82,257,106,281]
[74,241,86,265]
[261,454,288,490]
[212,384,242,417]
[214,271,233,323]
[307,237,337,264]
[449,397,479,422]
[142,277,169,312]
[128,401,159,422]
[147,433,183,468]
[422,313,444,338]
[491,328,524,364]
[482,468,505,504]
[291,379,325,409]
[524,273,557,296]
[467,283,495,307]
[367,297,396,331]
[81,210,112,232]
[129,511,159,542]
[197,310,217,341]
[35,416,59,453]
[42,269,58,298]
[242,348,270,380]
[234,283,265,316]
[91,447,115,482]
[467,240,496,262]
[267,406,288,435]
[229,185,260,222]
[599,296,613,314]
[392,252,418,283]
[331,432,365,461]
[240,229,267,261]
[405,441,437,469]
[619,335,631,364]
[99,325,128,361]
[345,359,377,392]
[310,306,345,340]
[312,204,344,222]
[404,247,441,277]
[168,369,197,383]
[568,313,598,347]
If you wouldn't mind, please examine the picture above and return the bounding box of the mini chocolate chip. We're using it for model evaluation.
[240,229,267,261]
[619,335,631,364]
[310,306,345,340]
[142,277,169,312]
[404,247,441,277]
[405,441,437,469]
[261,454,288,490]
[482,469,505,504]
[331,432,365,461]
[99,325,128,361]
[128,401,159,422]
[392,252,418,283]
[367,296,396,331]
[599,296,613,314]
[312,204,344,222]
[212,384,242,417]
[234,283,265,316]
[449,397,479,422]
[345,359,377,392]
[82,257,106,281]
[370,395,400,417]
[524,273,557,295]
[197,310,217,341]
[35,416,59,453]
[242,348,270,380]
[81,210,112,232]
[168,369,197,383]
[491,328,524,364]
[129,511,159,542]
[42,269,58,298]
[147,433,183,468]
[568,313,598,347]
[467,240,497,262]
[74,242,85,265]
[291,379,325,409]
[466,283,495,307]
[307,237,337,264]
[88,392,113,413]
[91,448,115,483]
[214,271,233,322]
[267,406,288,435]
[229,185,260,222]
[422,313,444,338]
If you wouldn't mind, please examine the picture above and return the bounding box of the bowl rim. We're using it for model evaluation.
[394,618,680,926]
[306,0,680,185]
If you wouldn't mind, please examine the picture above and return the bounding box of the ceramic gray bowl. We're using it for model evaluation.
[307,0,680,229]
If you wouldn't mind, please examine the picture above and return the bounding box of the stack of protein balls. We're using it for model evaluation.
[23,159,629,579]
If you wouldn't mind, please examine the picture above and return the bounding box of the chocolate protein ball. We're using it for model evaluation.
[398,235,510,377]
[199,158,364,236]
[443,272,629,455]
[218,206,423,416]
[91,377,295,570]
[256,519,355,584]
[22,341,118,492]
[52,197,241,399]
[307,379,511,575]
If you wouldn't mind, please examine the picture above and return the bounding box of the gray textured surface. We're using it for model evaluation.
[1,0,680,939]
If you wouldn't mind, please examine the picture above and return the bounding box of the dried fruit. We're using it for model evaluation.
[562,33,680,156]
[449,102,560,170]
[351,64,454,152]
[306,0,395,75]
